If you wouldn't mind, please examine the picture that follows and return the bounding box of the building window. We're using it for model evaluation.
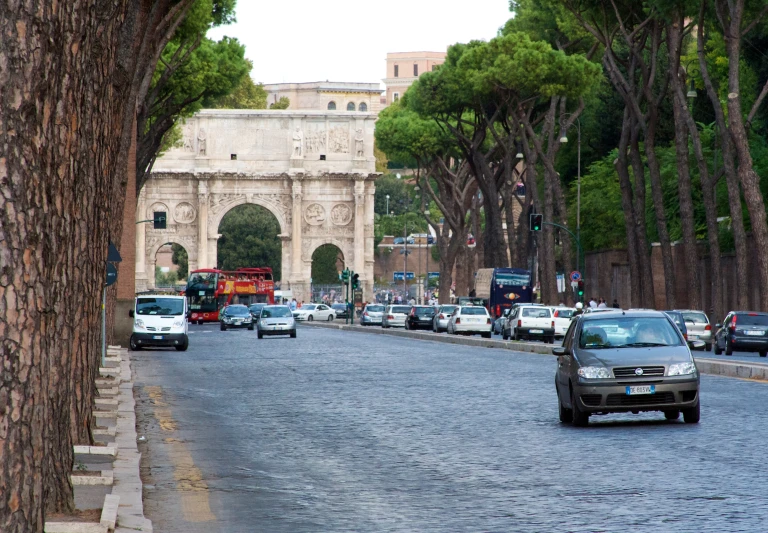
[413,64,419,76]
[394,64,399,78]
[327,101,336,110]
[359,102,368,112]
[347,102,356,111]
[393,92,399,102]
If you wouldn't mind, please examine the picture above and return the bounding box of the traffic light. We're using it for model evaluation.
[577,280,584,298]
[153,211,167,229]
[351,273,360,290]
[530,213,543,232]
[341,269,350,283]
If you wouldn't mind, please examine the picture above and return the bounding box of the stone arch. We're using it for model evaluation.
[146,238,195,289]
[304,239,352,266]
[208,195,290,237]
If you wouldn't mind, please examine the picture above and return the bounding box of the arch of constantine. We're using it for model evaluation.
[136,109,379,302]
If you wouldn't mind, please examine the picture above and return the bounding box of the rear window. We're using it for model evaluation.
[462,307,488,315]
[440,305,458,313]
[415,307,435,315]
[391,306,411,314]
[681,312,708,324]
[523,307,551,318]
[366,305,384,312]
[555,309,574,318]
[737,313,768,326]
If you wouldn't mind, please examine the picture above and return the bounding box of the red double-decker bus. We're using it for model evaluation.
[186,267,275,324]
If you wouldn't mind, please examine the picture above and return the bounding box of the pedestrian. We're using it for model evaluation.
[409,297,416,306]
[612,299,620,309]
[573,302,584,316]
[598,298,607,309]
[589,297,597,309]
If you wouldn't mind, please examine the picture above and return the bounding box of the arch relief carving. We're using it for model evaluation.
[173,202,197,224]
[330,204,352,226]
[147,202,169,219]
[304,203,326,226]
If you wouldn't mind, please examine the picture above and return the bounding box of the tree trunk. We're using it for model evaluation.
[629,123,655,309]
[667,21,701,310]
[615,108,642,308]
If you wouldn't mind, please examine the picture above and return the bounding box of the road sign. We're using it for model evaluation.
[570,271,582,282]
[428,272,440,279]
[105,263,118,287]
[393,271,415,281]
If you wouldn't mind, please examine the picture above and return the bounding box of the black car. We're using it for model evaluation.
[406,306,436,330]
[332,303,349,319]
[220,304,254,331]
[249,303,266,324]
[714,311,768,357]
[664,311,689,341]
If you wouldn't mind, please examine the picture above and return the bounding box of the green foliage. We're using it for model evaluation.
[155,266,180,287]
[269,97,290,109]
[311,245,343,284]
[171,244,189,279]
[374,212,428,248]
[217,204,282,279]
[207,63,267,109]
[373,174,420,216]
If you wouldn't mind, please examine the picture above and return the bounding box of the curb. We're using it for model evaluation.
[302,322,768,382]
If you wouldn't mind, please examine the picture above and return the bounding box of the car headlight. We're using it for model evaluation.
[172,319,184,328]
[135,319,145,329]
[668,362,696,376]
[577,366,612,379]
[244,317,251,322]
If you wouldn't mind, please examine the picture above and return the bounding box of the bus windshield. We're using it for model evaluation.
[494,272,531,286]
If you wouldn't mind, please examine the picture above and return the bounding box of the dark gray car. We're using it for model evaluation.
[553,310,704,426]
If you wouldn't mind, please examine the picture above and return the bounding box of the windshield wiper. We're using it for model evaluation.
[582,345,613,349]
[614,342,670,348]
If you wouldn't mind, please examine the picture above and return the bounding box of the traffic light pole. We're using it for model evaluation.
[541,221,586,301]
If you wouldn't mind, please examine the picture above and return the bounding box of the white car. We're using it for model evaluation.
[550,307,576,337]
[382,305,410,328]
[129,294,189,351]
[447,306,492,338]
[502,305,555,343]
[292,303,335,321]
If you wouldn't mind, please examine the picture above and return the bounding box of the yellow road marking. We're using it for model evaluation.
[144,386,216,522]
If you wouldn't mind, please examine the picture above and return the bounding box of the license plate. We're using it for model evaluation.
[626,385,655,395]
[530,329,543,334]
[745,330,763,336]
[688,334,699,340]
[153,335,163,340]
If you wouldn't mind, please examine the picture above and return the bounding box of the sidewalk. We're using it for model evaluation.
[303,322,768,382]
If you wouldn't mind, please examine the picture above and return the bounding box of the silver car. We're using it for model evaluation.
[554,310,705,426]
[382,305,410,328]
[676,310,713,350]
[433,304,458,333]
[360,304,385,325]
[257,305,296,339]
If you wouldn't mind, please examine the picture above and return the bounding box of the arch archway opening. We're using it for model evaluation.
[154,243,188,289]
[359,102,368,112]
[311,244,345,304]
[346,102,356,111]
[217,204,282,282]
[327,101,336,110]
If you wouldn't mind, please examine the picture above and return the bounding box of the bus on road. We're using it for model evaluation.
[186,267,275,324]
[475,268,533,318]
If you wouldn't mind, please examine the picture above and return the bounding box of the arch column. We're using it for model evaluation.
[354,176,368,301]
[135,193,148,292]
[197,179,210,269]
[289,177,309,302]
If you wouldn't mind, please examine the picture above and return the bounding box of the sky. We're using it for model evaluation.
[207,0,513,87]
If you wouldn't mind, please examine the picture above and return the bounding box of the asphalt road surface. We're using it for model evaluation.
[134,323,768,533]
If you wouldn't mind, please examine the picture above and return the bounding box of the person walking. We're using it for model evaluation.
[612,299,620,309]
[290,298,297,311]
[589,297,598,309]
[598,298,607,309]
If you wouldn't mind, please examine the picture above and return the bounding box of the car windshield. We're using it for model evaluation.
[737,313,768,326]
[136,298,184,316]
[523,307,551,318]
[440,306,458,313]
[555,309,574,318]
[366,305,384,312]
[261,306,292,318]
[579,317,683,349]
[681,312,708,324]
[225,306,250,316]
[462,307,487,315]
[301,305,317,311]
[391,306,411,314]
[495,272,531,286]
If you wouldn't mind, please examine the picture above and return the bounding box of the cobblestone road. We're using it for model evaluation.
[134,324,768,533]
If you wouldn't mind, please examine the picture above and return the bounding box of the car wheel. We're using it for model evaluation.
[761,351,767,358]
[308,315,314,322]
[328,314,334,321]
[502,329,509,341]
[198,320,203,325]
[708,343,713,352]
[482,332,491,339]
[664,410,680,421]
[682,401,700,424]
[220,324,226,331]
[725,339,733,356]
[257,331,263,339]
[514,331,521,342]
[714,339,722,355]
[248,324,254,331]
[175,338,188,352]
[548,336,555,344]
[557,387,572,423]
[570,387,589,427]
[290,330,297,338]
[129,335,141,351]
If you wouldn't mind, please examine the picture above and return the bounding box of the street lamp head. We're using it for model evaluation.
[559,135,568,143]
[386,194,390,199]
[516,151,524,159]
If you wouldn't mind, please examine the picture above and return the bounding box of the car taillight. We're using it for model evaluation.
[363,312,368,317]
[388,315,394,319]
[439,314,445,319]
[518,319,522,327]
[495,305,500,317]
[551,320,555,327]
[684,334,688,340]
[705,324,711,331]
[730,315,737,332]
[553,310,559,317]
[487,318,492,324]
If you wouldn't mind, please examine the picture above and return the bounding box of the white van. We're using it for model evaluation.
[129,294,189,351]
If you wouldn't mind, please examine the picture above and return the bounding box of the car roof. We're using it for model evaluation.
[581,309,667,320]
[227,304,248,308]
[263,304,289,308]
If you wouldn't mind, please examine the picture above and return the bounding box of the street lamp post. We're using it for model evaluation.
[559,115,582,297]
[424,209,430,304]
[386,194,390,216]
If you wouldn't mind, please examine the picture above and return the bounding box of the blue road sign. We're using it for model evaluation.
[428,272,440,279]
[570,271,582,282]
[394,271,415,281]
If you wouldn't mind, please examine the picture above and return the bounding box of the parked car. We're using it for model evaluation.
[360,304,385,325]
[129,294,189,351]
[550,307,575,338]
[382,305,411,328]
[406,306,437,330]
[292,303,335,322]
[249,303,266,324]
[493,308,512,335]
[257,305,296,339]
[394,237,405,245]
[433,304,458,333]
[714,311,768,357]
[676,310,713,351]
[503,305,555,343]
[332,302,349,319]
[447,306,492,338]
[554,310,703,426]
[663,310,689,341]
[220,304,254,331]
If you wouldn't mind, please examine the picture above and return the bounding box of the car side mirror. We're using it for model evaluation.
[689,340,707,351]
[552,346,570,356]
[129,309,134,318]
